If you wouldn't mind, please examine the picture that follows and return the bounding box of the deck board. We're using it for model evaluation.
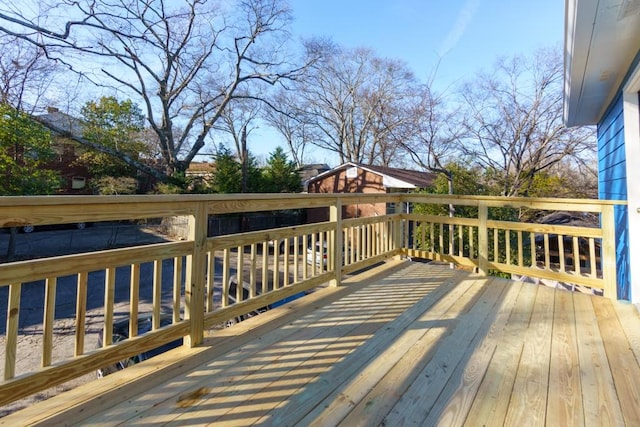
[422,277,520,427]
[381,277,509,426]
[548,288,584,426]
[593,296,640,426]
[574,292,625,426]
[301,270,474,426]
[5,261,640,426]
[462,277,537,426]
[504,283,554,426]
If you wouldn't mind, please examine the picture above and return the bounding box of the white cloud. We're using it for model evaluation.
[437,0,480,57]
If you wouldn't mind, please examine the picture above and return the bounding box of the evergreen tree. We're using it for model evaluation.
[210,145,242,193]
[261,147,301,193]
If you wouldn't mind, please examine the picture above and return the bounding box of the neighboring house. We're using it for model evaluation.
[186,161,216,185]
[298,163,331,189]
[564,0,640,301]
[306,162,436,222]
[36,107,93,194]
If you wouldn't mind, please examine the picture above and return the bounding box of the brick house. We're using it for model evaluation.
[297,163,331,190]
[305,162,436,222]
[36,107,93,194]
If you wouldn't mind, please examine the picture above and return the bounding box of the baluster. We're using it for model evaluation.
[262,242,269,294]
[104,267,116,343]
[205,252,214,312]
[250,243,257,296]
[75,272,88,356]
[173,257,182,323]
[130,264,140,334]
[4,283,21,380]
[152,261,161,330]
[558,236,565,273]
[42,277,56,368]
[222,248,230,307]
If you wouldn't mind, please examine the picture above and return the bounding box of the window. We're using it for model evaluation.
[72,176,86,189]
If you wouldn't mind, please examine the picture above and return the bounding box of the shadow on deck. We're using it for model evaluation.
[5,261,640,426]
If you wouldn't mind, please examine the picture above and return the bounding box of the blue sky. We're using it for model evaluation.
[252,0,566,163]
[287,0,564,91]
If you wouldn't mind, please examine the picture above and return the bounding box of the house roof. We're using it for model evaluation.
[307,162,436,190]
[563,0,640,126]
[187,162,215,172]
[298,163,331,183]
[35,107,85,135]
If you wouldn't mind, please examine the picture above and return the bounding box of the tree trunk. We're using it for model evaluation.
[241,125,248,193]
[447,170,455,216]
[6,227,17,259]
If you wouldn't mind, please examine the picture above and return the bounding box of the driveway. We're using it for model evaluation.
[0,222,170,262]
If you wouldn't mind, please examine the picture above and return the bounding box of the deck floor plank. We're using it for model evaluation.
[612,301,640,368]
[262,267,459,425]
[547,289,584,426]
[268,265,469,427]
[381,275,510,425]
[593,296,640,426]
[461,278,538,427]
[306,273,483,427]
[83,283,362,425]
[124,292,400,424]
[196,266,452,426]
[424,277,526,427]
[168,296,408,425]
[5,261,640,427]
[504,282,555,426]
[573,292,625,426]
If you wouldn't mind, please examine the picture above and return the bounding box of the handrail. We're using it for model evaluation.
[0,193,625,408]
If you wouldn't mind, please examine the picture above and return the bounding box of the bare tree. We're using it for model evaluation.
[398,85,463,219]
[261,88,311,167]
[0,36,59,112]
[0,0,304,182]
[214,97,261,192]
[457,47,596,197]
[0,36,64,258]
[294,42,420,165]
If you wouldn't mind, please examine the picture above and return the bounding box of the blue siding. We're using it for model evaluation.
[598,146,626,175]
[597,92,630,299]
[595,48,640,300]
[598,92,626,200]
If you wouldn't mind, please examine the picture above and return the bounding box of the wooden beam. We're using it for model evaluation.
[600,205,618,299]
[184,202,207,347]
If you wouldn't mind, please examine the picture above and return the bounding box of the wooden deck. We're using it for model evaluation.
[5,261,640,426]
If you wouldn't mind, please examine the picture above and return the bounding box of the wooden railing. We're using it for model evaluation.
[0,193,623,408]
[401,195,618,295]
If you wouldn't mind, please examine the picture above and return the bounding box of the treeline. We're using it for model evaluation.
[0,0,597,199]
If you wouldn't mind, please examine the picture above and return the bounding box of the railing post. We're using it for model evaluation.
[477,201,489,276]
[601,204,618,299]
[185,202,207,347]
[330,198,343,287]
